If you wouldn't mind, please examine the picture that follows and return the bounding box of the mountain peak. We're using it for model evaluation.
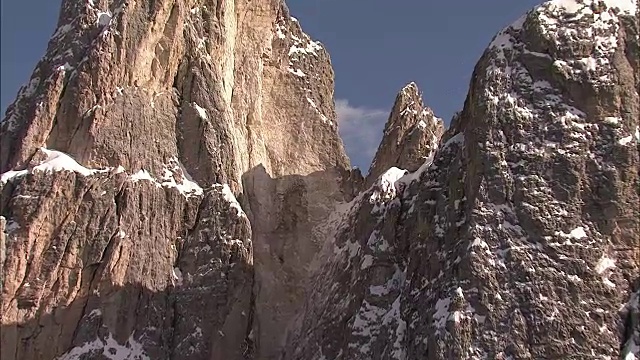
[400,81,419,94]
[285,1,639,358]
[365,82,444,187]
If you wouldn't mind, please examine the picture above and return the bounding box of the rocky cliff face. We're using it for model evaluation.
[1,0,639,359]
[1,0,350,359]
[284,0,639,359]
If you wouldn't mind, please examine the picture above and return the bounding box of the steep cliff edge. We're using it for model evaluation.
[0,0,350,359]
[284,0,639,359]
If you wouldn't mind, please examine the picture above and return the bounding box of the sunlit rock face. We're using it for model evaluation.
[0,1,350,359]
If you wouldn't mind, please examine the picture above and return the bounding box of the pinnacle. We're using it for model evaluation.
[365,81,444,187]
[402,81,418,90]
[399,81,420,98]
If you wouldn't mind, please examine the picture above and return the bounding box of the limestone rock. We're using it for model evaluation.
[366,82,444,187]
[283,1,639,359]
[0,0,350,359]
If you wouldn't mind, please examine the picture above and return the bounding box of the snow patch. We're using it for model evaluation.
[595,255,616,274]
[160,159,203,197]
[342,239,361,259]
[624,344,639,360]
[52,24,73,39]
[361,255,374,269]
[369,167,408,204]
[619,134,633,145]
[288,41,322,57]
[172,267,183,286]
[398,150,436,186]
[349,291,406,357]
[150,92,164,108]
[578,57,598,71]
[1,148,113,184]
[130,161,203,198]
[442,132,464,149]
[556,226,587,239]
[193,103,208,120]
[306,97,330,123]
[549,0,637,14]
[87,309,102,319]
[596,255,617,288]
[569,227,587,239]
[218,184,246,218]
[368,266,404,297]
[287,67,305,77]
[2,218,21,234]
[33,148,98,176]
[350,300,387,354]
[56,333,149,360]
[275,22,286,39]
[57,63,73,72]
[604,116,621,124]
[196,37,207,50]
[96,11,112,27]
[130,170,157,183]
[433,297,452,330]
[622,290,640,360]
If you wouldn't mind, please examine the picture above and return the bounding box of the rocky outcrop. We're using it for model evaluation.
[365,82,444,187]
[0,0,350,359]
[283,0,639,359]
[0,148,254,360]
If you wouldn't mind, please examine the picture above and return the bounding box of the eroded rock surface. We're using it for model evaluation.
[1,0,639,359]
[1,149,254,360]
[1,0,350,359]
[283,1,639,359]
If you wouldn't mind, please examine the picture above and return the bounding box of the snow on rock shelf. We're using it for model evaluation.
[549,0,638,14]
[56,333,149,360]
[1,148,113,184]
[0,148,205,199]
[369,167,407,205]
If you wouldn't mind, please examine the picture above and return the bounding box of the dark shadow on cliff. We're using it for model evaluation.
[235,163,361,360]
[1,275,256,360]
[2,284,171,360]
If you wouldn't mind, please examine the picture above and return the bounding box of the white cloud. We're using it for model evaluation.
[335,99,389,172]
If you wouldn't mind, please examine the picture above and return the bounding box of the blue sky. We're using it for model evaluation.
[1,1,541,170]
